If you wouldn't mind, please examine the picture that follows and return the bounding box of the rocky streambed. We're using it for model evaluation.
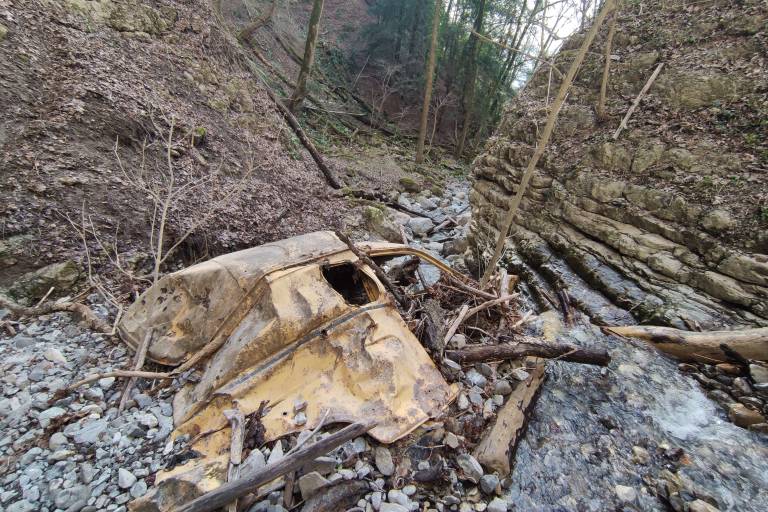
[0,181,767,512]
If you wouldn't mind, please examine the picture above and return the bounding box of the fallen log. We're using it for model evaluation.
[175,422,373,512]
[474,363,546,474]
[605,325,768,362]
[445,341,610,366]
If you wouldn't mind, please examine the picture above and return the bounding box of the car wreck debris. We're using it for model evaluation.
[78,231,611,511]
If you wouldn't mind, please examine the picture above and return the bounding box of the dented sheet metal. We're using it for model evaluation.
[120,231,457,510]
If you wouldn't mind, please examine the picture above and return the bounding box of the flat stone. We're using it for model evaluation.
[408,217,434,237]
[74,419,108,445]
[374,446,395,476]
[130,480,148,498]
[456,453,483,483]
[43,348,67,364]
[38,406,66,426]
[298,471,330,499]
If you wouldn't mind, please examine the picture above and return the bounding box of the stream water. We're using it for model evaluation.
[410,182,768,511]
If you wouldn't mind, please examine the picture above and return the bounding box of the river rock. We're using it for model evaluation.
[614,485,637,503]
[688,499,720,512]
[374,446,395,476]
[380,504,408,512]
[118,468,137,489]
[487,497,508,512]
[728,403,765,428]
[480,474,500,495]
[456,453,483,483]
[749,364,768,385]
[298,471,329,499]
[408,217,434,236]
[363,206,402,243]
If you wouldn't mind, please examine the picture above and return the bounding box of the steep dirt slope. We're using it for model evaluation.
[468,0,768,329]
[0,0,349,292]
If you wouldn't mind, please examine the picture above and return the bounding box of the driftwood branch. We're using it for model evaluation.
[446,341,610,366]
[335,231,409,308]
[67,369,172,391]
[176,422,374,512]
[0,295,112,333]
[612,62,663,139]
[605,325,768,362]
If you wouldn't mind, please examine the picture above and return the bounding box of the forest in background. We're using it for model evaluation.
[358,0,605,156]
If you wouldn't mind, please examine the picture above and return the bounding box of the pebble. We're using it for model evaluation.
[48,432,68,450]
[118,468,137,489]
[380,504,409,512]
[510,368,530,381]
[486,498,508,512]
[456,453,483,483]
[494,380,513,395]
[375,446,395,476]
[387,489,410,507]
[43,347,68,364]
[98,377,115,390]
[480,474,500,495]
[614,485,637,503]
[298,471,329,499]
[631,446,650,465]
[466,369,487,387]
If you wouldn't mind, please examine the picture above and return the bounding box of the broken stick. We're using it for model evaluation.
[446,341,610,366]
[175,421,374,512]
[612,62,664,140]
[224,409,245,512]
[118,329,153,412]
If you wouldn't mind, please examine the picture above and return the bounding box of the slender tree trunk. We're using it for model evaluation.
[416,0,442,164]
[455,0,487,158]
[480,0,615,286]
[288,0,325,113]
[596,5,618,119]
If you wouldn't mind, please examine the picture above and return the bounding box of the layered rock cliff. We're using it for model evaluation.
[468,0,768,329]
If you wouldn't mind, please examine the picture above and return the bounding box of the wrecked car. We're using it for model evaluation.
[118,231,460,509]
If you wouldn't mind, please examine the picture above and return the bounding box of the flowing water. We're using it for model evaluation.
[416,182,768,511]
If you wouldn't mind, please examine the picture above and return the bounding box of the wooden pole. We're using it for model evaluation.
[416,0,442,164]
[479,0,615,287]
[176,422,373,512]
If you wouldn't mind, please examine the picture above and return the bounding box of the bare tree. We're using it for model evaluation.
[416,0,442,164]
[288,0,325,112]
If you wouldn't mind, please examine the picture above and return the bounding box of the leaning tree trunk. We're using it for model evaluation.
[288,0,325,113]
[416,0,442,164]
